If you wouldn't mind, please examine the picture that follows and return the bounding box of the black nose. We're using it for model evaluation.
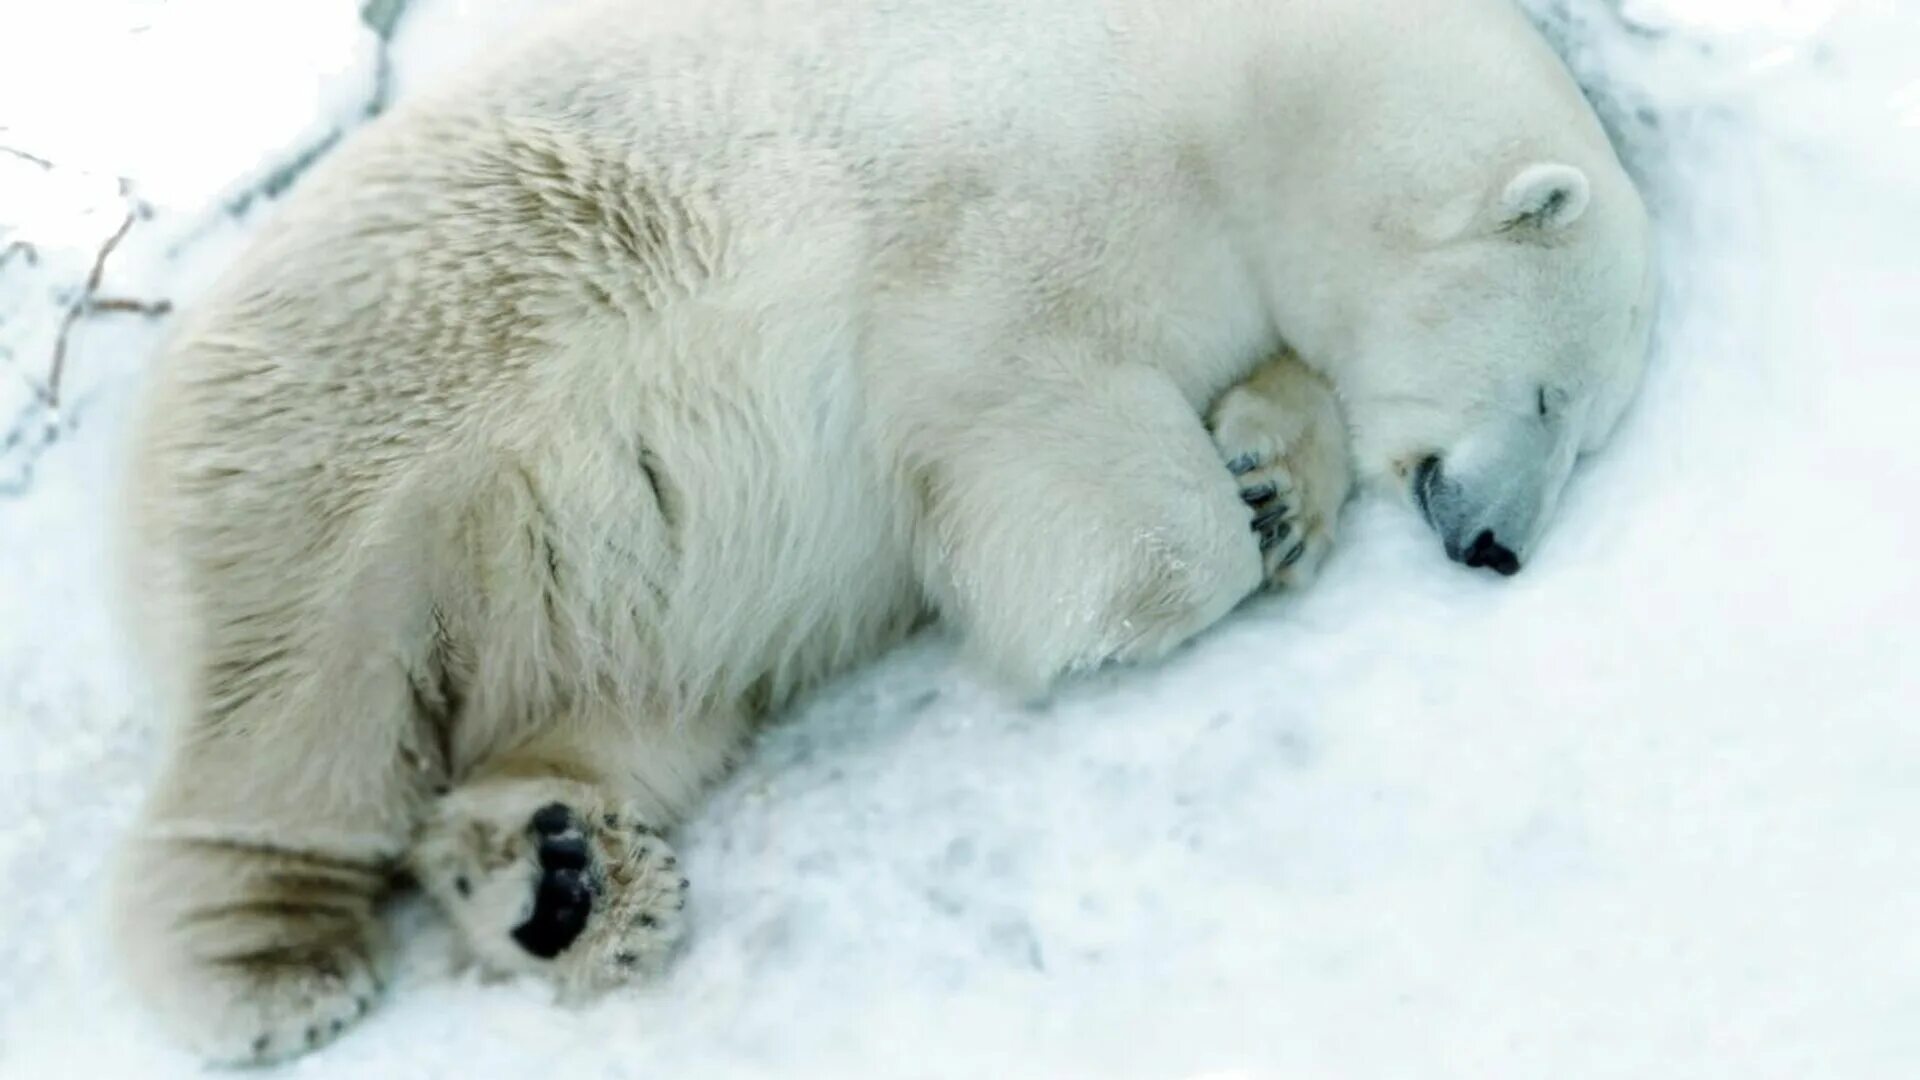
[1460,530,1522,576]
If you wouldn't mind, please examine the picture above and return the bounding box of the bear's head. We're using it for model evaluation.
[1333,161,1656,575]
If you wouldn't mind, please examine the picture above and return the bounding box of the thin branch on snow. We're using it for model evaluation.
[3,0,417,497]
[0,145,55,170]
[0,240,37,270]
[42,185,163,408]
[0,171,170,497]
[0,148,49,270]
[86,297,174,317]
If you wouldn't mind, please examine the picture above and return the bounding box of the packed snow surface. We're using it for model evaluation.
[1,1,1915,1076]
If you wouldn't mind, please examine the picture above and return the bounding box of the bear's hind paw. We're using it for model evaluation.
[412,782,687,996]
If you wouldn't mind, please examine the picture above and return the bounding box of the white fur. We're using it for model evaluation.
[109,0,1652,1062]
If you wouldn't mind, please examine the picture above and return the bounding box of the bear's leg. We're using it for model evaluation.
[112,663,426,1064]
[1206,348,1354,590]
[411,702,745,996]
[914,361,1265,693]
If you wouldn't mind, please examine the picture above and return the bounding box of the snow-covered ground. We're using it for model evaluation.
[2,1,1915,1075]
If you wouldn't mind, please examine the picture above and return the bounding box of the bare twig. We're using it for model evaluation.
[4,2,417,496]
[0,145,54,170]
[43,199,140,407]
[0,240,36,270]
[87,296,173,317]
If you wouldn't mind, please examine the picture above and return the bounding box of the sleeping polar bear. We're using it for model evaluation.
[112,0,1655,1061]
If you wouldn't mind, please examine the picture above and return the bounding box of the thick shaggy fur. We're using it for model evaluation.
[110,0,1651,1062]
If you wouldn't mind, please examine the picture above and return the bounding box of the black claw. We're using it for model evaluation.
[305,1025,321,1048]
[1259,521,1294,551]
[615,950,640,966]
[637,913,659,929]
[531,803,573,835]
[678,877,690,891]
[1240,482,1277,507]
[602,813,620,829]
[355,996,372,1017]
[539,833,591,872]
[1226,452,1260,476]
[330,1018,345,1036]
[454,875,470,897]
[1279,539,1309,568]
[252,1035,271,1058]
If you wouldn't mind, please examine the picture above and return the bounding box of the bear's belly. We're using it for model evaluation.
[470,316,926,725]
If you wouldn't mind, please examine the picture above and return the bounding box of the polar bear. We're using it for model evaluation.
[110,0,1654,1062]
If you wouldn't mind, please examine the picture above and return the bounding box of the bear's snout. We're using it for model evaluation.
[1459,530,1522,577]
[1414,454,1529,577]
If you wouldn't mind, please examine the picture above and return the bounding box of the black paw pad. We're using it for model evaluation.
[513,867,596,958]
[511,804,599,959]
[531,802,572,835]
[540,833,590,872]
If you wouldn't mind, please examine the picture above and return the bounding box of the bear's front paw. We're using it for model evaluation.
[412,782,687,997]
[1208,353,1353,590]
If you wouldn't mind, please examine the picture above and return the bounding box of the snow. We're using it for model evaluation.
[2,1,1916,1076]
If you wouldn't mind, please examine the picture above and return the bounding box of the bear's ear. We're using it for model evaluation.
[1495,163,1591,234]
